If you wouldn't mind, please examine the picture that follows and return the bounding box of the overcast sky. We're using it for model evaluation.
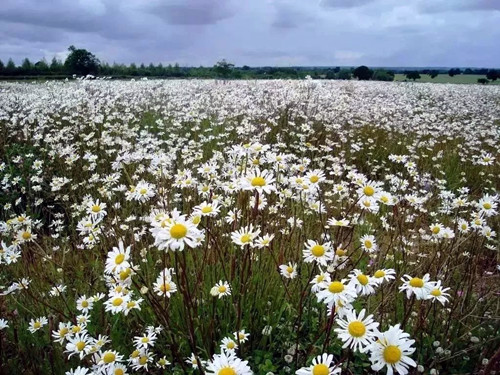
[1,0,499,67]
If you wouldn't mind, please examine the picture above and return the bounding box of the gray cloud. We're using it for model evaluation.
[321,0,377,9]
[0,0,498,68]
[145,0,235,25]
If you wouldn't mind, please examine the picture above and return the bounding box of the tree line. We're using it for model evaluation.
[0,46,498,82]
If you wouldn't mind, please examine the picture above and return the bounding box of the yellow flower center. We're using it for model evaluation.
[76,341,86,351]
[348,321,366,337]
[432,226,440,234]
[103,352,116,363]
[364,240,372,248]
[219,367,236,375]
[363,200,371,207]
[131,350,140,358]
[160,283,171,292]
[374,270,385,278]
[311,245,325,257]
[127,301,136,309]
[226,341,235,349]
[310,175,319,183]
[240,234,251,243]
[201,206,213,214]
[192,216,201,225]
[336,249,346,256]
[286,266,294,274]
[383,345,402,364]
[357,274,369,285]
[72,326,81,333]
[120,268,131,280]
[251,176,266,187]
[483,202,492,210]
[112,297,123,306]
[22,232,32,240]
[380,195,389,203]
[115,369,124,375]
[18,216,25,222]
[115,253,125,265]
[329,281,344,293]
[81,300,89,308]
[409,278,424,288]
[431,289,441,296]
[312,363,329,375]
[142,337,149,343]
[34,321,41,329]
[139,356,148,365]
[91,205,101,213]
[139,188,147,195]
[170,223,188,239]
[363,186,375,196]
[59,327,69,336]
[218,285,227,293]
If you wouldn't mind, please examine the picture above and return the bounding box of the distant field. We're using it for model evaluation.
[394,73,500,84]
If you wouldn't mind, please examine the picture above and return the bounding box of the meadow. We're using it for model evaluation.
[0,79,499,375]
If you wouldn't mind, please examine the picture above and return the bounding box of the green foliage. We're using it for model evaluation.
[64,45,100,76]
[405,71,421,81]
[353,65,373,80]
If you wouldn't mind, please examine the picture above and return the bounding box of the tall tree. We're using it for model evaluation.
[64,45,100,75]
[353,65,373,80]
[0,59,4,75]
[486,69,499,81]
[214,59,234,79]
[6,58,17,75]
[50,57,63,75]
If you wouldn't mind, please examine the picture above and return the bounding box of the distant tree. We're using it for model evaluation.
[405,71,421,81]
[242,65,250,71]
[337,69,352,80]
[448,68,461,77]
[6,58,17,75]
[0,59,4,75]
[214,59,234,79]
[353,65,373,80]
[477,78,488,85]
[486,69,499,81]
[372,69,394,81]
[64,45,100,76]
[429,70,439,79]
[325,69,336,79]
[50,57,63,75]
[34,59,50,75]
[333,66,341,73]
[464,68,473,74]
[20,58,33,75]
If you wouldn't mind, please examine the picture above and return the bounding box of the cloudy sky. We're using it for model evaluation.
[1,0,499,67]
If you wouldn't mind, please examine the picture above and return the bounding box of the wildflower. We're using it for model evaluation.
[369,325,416,375]
[360,235,377,253]
[296,353,341,375]
[279,263,298,279]
[334,309,379,352]
[303,240,334,266]
[399,274,434,300]
[348,270,378,296]
[153,268,177,298]
[211,280,232,298]
[205,351,252,375]
[242,168,276,194]
[231,224,261,248]
[28,316,48,333]
[105,241,131,274]
[426,281,451,305]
